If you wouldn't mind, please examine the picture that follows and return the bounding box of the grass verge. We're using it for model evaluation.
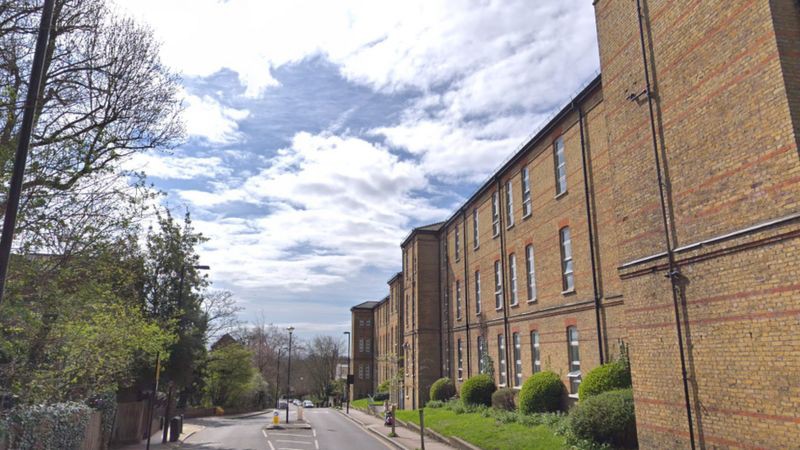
[394,406,567,450]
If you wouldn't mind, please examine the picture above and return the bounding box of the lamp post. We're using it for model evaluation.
[285,326,294,423]
[343,331,351,414]
[162,263,209,444]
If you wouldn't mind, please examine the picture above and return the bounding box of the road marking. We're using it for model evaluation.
[275,439,312,444]
[262,430,269,438]
[269,433,310,437]
[314,439,319,450]
[277,448,306,450]
[267,441,276,450]
[312,429,317,437]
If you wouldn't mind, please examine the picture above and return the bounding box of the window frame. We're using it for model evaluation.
[526,244,537,302]
[560,227,575,292]
[457,338,464,380]
[454,225,460,261]
[474,270,482,314]
[508,253,518,306]
[531,331,541,374]
[505,180,514,228]
[492,191,500,237]
[494,260,503,310]
[477,336,485,374]
[521,166,532,217]
[554,136,567,196]
[513,332,522,387]
[498,334,507,386]
[567,326,581,395]
[456,279,462,320]
[473,208,480,249]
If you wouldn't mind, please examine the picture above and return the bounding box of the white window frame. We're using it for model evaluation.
[509,253,518,306]
[457,339,464,380]
[494,260,503,310]
[521,167,532,217]
[477,336,485,374]
[454,226,460,261]
[498,334,507,386]
[474,270,481,314]
[531,331,541,374]
[492,191,500,237]
[365,338,371,353]
[456,280,462,320]
[513,332,522,387]
[567,327,581,395]
[560,227,575,292]
[554,137,567,196]
[359,338,364,353]
[505,180,514,228]
[473,208,479,249]
[526,245,537,302]
[359,364,364,380]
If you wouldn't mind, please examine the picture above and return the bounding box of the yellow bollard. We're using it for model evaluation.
[273,411,280,425]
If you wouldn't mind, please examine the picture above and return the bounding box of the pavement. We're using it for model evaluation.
[112,421,206,449]
[340,407,455,450]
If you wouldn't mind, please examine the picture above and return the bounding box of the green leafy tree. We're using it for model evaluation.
[204,343,256,408]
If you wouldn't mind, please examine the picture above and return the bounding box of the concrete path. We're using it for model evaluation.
[340,408,456,450]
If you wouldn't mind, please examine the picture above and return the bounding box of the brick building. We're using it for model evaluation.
[351,1,800,447]
[349,301,378,400]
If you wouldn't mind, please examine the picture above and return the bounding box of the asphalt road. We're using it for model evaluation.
[181,406,391,450]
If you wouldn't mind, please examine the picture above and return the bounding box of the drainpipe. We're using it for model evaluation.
[634,0,695,448]
[461,209,472,377]
[496,177,513,387]
[574,101,604,365]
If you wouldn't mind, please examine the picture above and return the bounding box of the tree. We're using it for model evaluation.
[0,0,183,243]
[204,342,256,408]
[303,336,342,403]
[235,315,289,405]
[203,290,242,342]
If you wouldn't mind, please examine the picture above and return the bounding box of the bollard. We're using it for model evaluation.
[273,411,280,425]
[298,406,304,421]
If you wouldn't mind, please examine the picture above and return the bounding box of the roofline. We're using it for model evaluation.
[400,221,445,248]
[443,74,602,229]
[387,271,403,285]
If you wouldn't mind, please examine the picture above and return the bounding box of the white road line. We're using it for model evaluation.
[262,429,269,438]
[277,448,306,450]
[267,440,276,450]
[275,439,312,444]
[269,433,310,437]
[312,429,317,437]
[314,439,319,450]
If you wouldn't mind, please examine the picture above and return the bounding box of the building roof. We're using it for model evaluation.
[351,300,380,311]
[400,221,445,248]
[387,271,403,284]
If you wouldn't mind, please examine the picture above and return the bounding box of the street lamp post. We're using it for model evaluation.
[162,263,209,444]
[286,326,294,423]
[343,331,351,414]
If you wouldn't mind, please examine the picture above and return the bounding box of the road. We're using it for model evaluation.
[181,405,392,450]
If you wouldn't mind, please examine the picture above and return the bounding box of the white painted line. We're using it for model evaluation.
[269,433,310,437]
[267,441,276,450]
[314,439,319,450]
[312,429,317,437]
[277,448,306,450]
[275,439,312,444]
[262,429,269,438]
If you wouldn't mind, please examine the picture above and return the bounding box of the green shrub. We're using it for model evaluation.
[426,400,445,408]
[8,402,93,450]
[460,374,496,407]
[373,392,389,401]
[570,388,637,448]
[579,361,631,400]
[429,377,456,402]
[518,371,565,414]
[377,379,391,393]
[491,387,516,411]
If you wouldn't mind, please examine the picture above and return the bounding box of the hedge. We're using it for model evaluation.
[7,402,93,450]
[518,371,565,414]
[570,388,637,448]
[460,374,496,407]
[578,361,631,400]
[429,377,456,402]
[491,387,516,411]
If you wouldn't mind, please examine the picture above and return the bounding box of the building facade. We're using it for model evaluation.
[351,1,800,448]
[349,301,377,400]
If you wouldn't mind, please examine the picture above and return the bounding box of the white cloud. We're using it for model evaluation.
[180,132,449,291]
[124,151,232,180]
[182,92,250,144]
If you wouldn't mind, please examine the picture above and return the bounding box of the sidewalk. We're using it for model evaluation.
[341,407,455,450]
[111,423,204,450]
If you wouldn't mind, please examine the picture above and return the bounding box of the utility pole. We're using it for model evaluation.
[0,0,56,306]
[285,326,294,423]
[145,352,160,450]
[343,331,351,414]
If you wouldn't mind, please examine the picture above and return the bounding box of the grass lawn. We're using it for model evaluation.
[394,407,567,450]
[351,398,382,409]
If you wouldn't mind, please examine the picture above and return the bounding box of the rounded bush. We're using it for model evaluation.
[578,361,631,400]
[570,388,637,448]
[429,377,456,402]
[460,374,496,407]
[518,371,565,414]
[491,387,516,411]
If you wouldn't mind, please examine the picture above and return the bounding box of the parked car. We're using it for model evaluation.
[277,400,288,410]
[293,399,302,406]
[303,400,314,408]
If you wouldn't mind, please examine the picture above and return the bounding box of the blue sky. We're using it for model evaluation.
[115,0,600,338]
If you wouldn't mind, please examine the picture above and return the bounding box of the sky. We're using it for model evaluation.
[113,0,601,339]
